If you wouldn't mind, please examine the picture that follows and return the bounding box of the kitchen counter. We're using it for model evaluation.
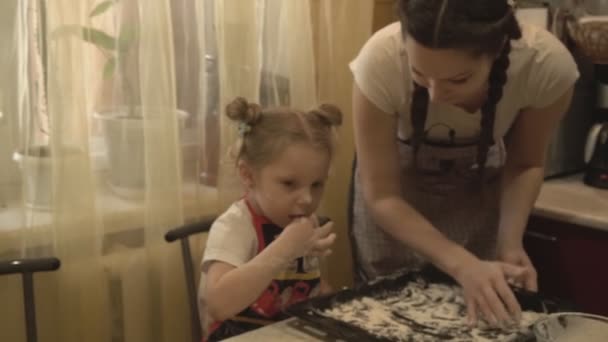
[533,174,608,232]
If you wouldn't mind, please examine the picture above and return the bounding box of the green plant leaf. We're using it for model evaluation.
[50,25,118,51]
[89,0,116,18]
[117,26,136,52]
[81,27,117,51]
[103,57,116,79]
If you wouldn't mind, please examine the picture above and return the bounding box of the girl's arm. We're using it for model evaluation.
[204,240,294,321]
[205,218,335,321]
[497,86,574,291]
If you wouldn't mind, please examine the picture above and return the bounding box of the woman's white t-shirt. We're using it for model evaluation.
[349,22,580,142]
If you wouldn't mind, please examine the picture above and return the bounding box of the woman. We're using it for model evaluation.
[349,0,578,326]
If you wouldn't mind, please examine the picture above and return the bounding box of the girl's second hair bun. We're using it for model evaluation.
[312,103,343,126]
[226,97,262,124]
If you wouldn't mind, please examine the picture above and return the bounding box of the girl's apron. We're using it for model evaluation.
[349,138,507,284]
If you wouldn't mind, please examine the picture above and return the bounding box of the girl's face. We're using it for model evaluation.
[241,143,331,228]
[404,36,495,110]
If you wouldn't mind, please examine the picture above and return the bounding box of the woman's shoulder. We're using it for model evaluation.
[508,23,579,108]
[510,23,577,74]
[350,22,409,114]
[353,22,404,65]
[369,21,403,45]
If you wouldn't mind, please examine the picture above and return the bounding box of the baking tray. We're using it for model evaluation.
[286,267,573,342]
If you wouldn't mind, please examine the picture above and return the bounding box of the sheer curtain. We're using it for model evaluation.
[0,0,374,341]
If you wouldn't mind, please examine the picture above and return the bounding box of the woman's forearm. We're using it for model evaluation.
[498,165,545,248]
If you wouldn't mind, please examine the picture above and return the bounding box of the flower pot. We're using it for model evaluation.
[12,146,53,210]
[94,107,188,199]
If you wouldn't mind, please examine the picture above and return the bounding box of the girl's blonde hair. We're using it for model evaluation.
[226,97,343,169]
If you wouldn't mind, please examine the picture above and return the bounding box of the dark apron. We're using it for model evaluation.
[349,138,507,284]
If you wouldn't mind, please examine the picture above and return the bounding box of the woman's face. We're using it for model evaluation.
[404,36,495,109]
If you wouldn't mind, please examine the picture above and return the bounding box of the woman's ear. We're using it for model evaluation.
[238,160,254,189]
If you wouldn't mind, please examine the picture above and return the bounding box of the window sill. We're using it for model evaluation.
[0,173,219,253]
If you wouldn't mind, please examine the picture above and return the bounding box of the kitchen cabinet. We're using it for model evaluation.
[524,214,608,316]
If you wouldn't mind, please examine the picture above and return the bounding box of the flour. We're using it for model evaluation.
[322,279,545,341]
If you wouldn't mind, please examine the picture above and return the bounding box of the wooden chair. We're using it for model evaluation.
[0,257,61,342]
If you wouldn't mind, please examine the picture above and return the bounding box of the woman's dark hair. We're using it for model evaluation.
[399,0,522,181]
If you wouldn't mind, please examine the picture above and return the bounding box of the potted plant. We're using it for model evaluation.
[13,146,53,210]
[53,0,188,198]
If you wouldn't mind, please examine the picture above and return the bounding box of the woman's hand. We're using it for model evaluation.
[454,257,526,327]
[275,217,336,260]
[498,243,538,292]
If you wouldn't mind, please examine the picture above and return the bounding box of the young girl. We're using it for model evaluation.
[350,0,578,327]
[199,97,342,341]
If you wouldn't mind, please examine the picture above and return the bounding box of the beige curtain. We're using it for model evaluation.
[314,0,375,289]
[213,0,374,289]
[0,0,374,341]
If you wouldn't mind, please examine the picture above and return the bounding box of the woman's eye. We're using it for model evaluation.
[282,180,295,188]
[449,78,469,84]
[312,182,324,189]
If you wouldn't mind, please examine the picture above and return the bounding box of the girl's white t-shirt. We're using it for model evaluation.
[349,22,580,142]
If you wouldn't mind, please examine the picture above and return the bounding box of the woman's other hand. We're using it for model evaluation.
[454,257,525,327]
[498,244,538,292]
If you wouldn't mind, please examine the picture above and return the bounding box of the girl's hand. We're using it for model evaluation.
[454,258,525,327]
[498,244,538,292]
[275,217,336,260]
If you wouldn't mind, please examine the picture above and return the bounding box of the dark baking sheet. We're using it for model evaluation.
[286,267,573,342]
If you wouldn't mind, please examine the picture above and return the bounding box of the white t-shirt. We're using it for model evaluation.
[349,22,580,142]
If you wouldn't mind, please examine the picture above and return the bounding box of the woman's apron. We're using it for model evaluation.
[349,138,507,284]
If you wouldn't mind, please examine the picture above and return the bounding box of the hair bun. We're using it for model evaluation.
[311,103,343,127]
[225,97,262,124]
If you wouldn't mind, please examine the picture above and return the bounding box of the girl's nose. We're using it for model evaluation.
[297,188,313,205]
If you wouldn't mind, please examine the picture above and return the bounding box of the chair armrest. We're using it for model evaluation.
[164,217,216,243]
[0,257,61,276]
